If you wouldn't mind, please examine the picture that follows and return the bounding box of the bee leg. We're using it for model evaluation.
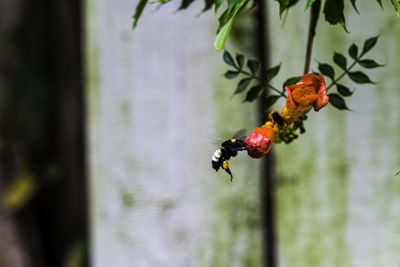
[222,160,233,182]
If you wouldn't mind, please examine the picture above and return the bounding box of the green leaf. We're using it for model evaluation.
[265,95,281,109]
[215,21,234,50]
[236,54,244,69]
[288,0,300,8]
[247,59,260,74]
[132,0,148,29]
[318,63,335,80]
[396,170,400,176]
[305,0,317,10]
[283,76,301,88]
[217,9,231,31]
[333,52,347,69]
[214,0,247,50]
[328,93,350,110]
[348,43,358,60]
[349,0,359,14]
[234,78,252,95]
[223,51,236,67]
[376,0,383,8]
[323,0,347,31]
[215,0,224,13]
[391,0,399,16]
[228,0,242,9]
[179,0,197,10]
[266,64,281,82]
[362,36,379,55]
[276,0,291,16]
[225,70,240,79]
[359,59,384,68]
[348,71,375,84]
[203,0,214,11]
[244,84,266,102]
[337,84,353,97]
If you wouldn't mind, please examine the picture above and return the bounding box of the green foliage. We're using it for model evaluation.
[333,52,347,69]
[179,0,197,9]
[318,63,335,80]
[204,0,214,11]
[325,36,382,110]
[222,50,283,103]
[236,54,244,68]
[305,0,317,10]
[276,0,291,16]
[362,35,379,56]
[275,0,300,16]
[266,64,281,82]
[358,59,384,68]
[348,44,358,60]
[247,59,260,74]
[215,0,224,13]
[328,93,350,110]
[214,0,248,50]
[392,0,400,16]
[225,70,240,78]
[223,50,236,67]
[348,71,374,84]
[336,84,353,96]
[132,0,148,29]
[234,78,252,95]
[349,0,359,14]
[245,85,267,102]
[323,0,347,31]
[132,0,388,114]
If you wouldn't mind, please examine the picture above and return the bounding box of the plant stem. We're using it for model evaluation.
[237,69,286,97]
[303,0,321,74]
[326,60,357,90]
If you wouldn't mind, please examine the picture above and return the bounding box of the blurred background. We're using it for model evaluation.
[1,0,400,266]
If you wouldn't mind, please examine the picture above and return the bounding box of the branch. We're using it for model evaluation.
[303,0,321,74]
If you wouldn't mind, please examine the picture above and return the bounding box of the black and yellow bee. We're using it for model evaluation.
[211,138,247,181]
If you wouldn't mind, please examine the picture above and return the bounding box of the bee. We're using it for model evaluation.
[211,138,247,181]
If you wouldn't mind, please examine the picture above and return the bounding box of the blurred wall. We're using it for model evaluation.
[268,1,400,266]
[85,0,400,266]
[85,1,264,266]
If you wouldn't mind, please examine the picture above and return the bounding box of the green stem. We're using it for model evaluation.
[326,60,357,90]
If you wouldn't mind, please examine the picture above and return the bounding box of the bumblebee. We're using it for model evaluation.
[211,138,247,181]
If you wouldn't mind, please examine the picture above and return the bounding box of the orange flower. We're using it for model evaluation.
[285,74,329,112]
[243,126,275,159]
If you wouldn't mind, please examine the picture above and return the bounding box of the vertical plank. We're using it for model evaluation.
[84,1,263,266]
[267,1,400,266]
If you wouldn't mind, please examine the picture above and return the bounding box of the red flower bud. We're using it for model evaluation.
[244,127,275,159]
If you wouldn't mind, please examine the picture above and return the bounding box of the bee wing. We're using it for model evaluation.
[209,129,248,147]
